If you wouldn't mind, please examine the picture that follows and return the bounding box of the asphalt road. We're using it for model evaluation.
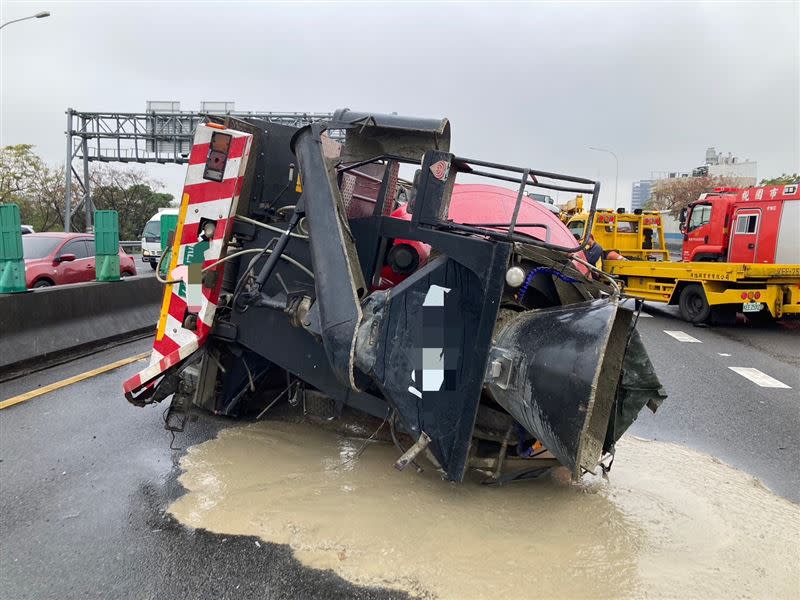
[1,307,798,599]
[0,339,408,600]
[626,302,799,501]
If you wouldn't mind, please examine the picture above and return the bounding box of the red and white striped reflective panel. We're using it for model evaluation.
[123,124,253,401]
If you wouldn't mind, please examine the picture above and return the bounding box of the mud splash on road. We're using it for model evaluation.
[170,421,800,599]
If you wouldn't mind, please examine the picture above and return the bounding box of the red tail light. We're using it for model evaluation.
[203,131,232,182]
[741,292,748,299]
[754,291,761,299]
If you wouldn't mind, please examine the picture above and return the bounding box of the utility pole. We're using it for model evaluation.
[0,11,50,31]
[64,109,73,232]
[81,115,92,231]
[589,147,620,210]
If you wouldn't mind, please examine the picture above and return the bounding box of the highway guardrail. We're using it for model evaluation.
[0,275,160,379]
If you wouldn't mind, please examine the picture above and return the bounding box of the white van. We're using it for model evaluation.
[141,208,179,269]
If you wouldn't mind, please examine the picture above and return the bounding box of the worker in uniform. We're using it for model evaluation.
[583,234,626,271]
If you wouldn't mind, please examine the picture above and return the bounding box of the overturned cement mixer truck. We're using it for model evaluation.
[123,109,666,483]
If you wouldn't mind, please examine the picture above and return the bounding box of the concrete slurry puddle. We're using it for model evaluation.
[169,420,799,599]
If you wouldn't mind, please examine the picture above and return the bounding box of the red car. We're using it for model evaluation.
[22,232,137,288]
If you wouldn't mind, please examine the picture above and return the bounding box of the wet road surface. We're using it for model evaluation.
[626,302,799,501]
[0,339,408,600]
[1,306,798,598]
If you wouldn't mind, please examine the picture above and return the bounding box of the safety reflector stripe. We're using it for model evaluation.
[123,341,200,398]
[180,216,231,247]
[182,179,240,206]
[188,128,250,158]
[184,157,243,186]
[122,123,253,399]
[155,193,190,343]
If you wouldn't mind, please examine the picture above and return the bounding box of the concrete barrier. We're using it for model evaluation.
[0,275,161,378]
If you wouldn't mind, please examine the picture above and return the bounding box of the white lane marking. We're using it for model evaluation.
[638,312,653,318]
[718,353,731,357]
[728,367,791,389]
[664,330,702,343]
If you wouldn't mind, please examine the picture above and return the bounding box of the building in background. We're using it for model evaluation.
[631,180,654,211]
[692,147,757,185]
[632,173,689,210]
[632,147,758,211]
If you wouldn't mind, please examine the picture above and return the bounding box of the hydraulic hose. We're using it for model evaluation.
[202,247,314,280]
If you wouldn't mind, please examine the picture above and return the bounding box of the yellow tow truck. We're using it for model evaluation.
[603,260,800,324]
[604,260,800,324]
[566,208,670,261]
[566,209,800,324]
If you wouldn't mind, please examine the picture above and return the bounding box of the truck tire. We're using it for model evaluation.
[149,260,158,270]
[679,284,711,323]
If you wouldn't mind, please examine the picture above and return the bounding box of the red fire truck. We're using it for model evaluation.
[680,184,800,264]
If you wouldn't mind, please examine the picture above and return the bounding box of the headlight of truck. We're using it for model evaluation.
[505,266,526,288]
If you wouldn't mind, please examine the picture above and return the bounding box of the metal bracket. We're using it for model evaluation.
[485,348,516,390]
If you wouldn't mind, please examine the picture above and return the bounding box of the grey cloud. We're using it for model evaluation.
[1,1,797,207]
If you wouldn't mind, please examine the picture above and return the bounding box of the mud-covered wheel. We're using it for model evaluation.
[679,284,710,323]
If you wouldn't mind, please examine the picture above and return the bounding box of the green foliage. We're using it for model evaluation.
[759,174,800,186]
[0,145,173,238]
[0,144,65,231]
[88,170,174,240]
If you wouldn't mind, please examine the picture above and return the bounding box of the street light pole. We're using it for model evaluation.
[0,11,50,31]
[589,146,620,210]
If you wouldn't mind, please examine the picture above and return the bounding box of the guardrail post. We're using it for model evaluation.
[94,210,120,281]
[0,204,27,293]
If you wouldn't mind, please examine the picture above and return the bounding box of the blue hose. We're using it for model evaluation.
[517,267,579,303]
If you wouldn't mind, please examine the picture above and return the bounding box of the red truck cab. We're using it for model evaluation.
[681,184,800,264]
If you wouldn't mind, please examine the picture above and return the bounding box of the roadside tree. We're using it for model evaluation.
[759,174,799,186]
[0,144,68,230]
[645,176,740,217]
[1,145,173,236]
[84,167,173,240]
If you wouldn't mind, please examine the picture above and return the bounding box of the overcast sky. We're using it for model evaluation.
[1,1,798,209]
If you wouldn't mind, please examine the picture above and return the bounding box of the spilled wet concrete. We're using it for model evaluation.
[170,420,800,599]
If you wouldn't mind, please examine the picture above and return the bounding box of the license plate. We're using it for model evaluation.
[742,302,763,313]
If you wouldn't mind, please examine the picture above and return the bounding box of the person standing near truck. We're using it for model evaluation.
[584,234,626,270]
[584,234,604,267]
